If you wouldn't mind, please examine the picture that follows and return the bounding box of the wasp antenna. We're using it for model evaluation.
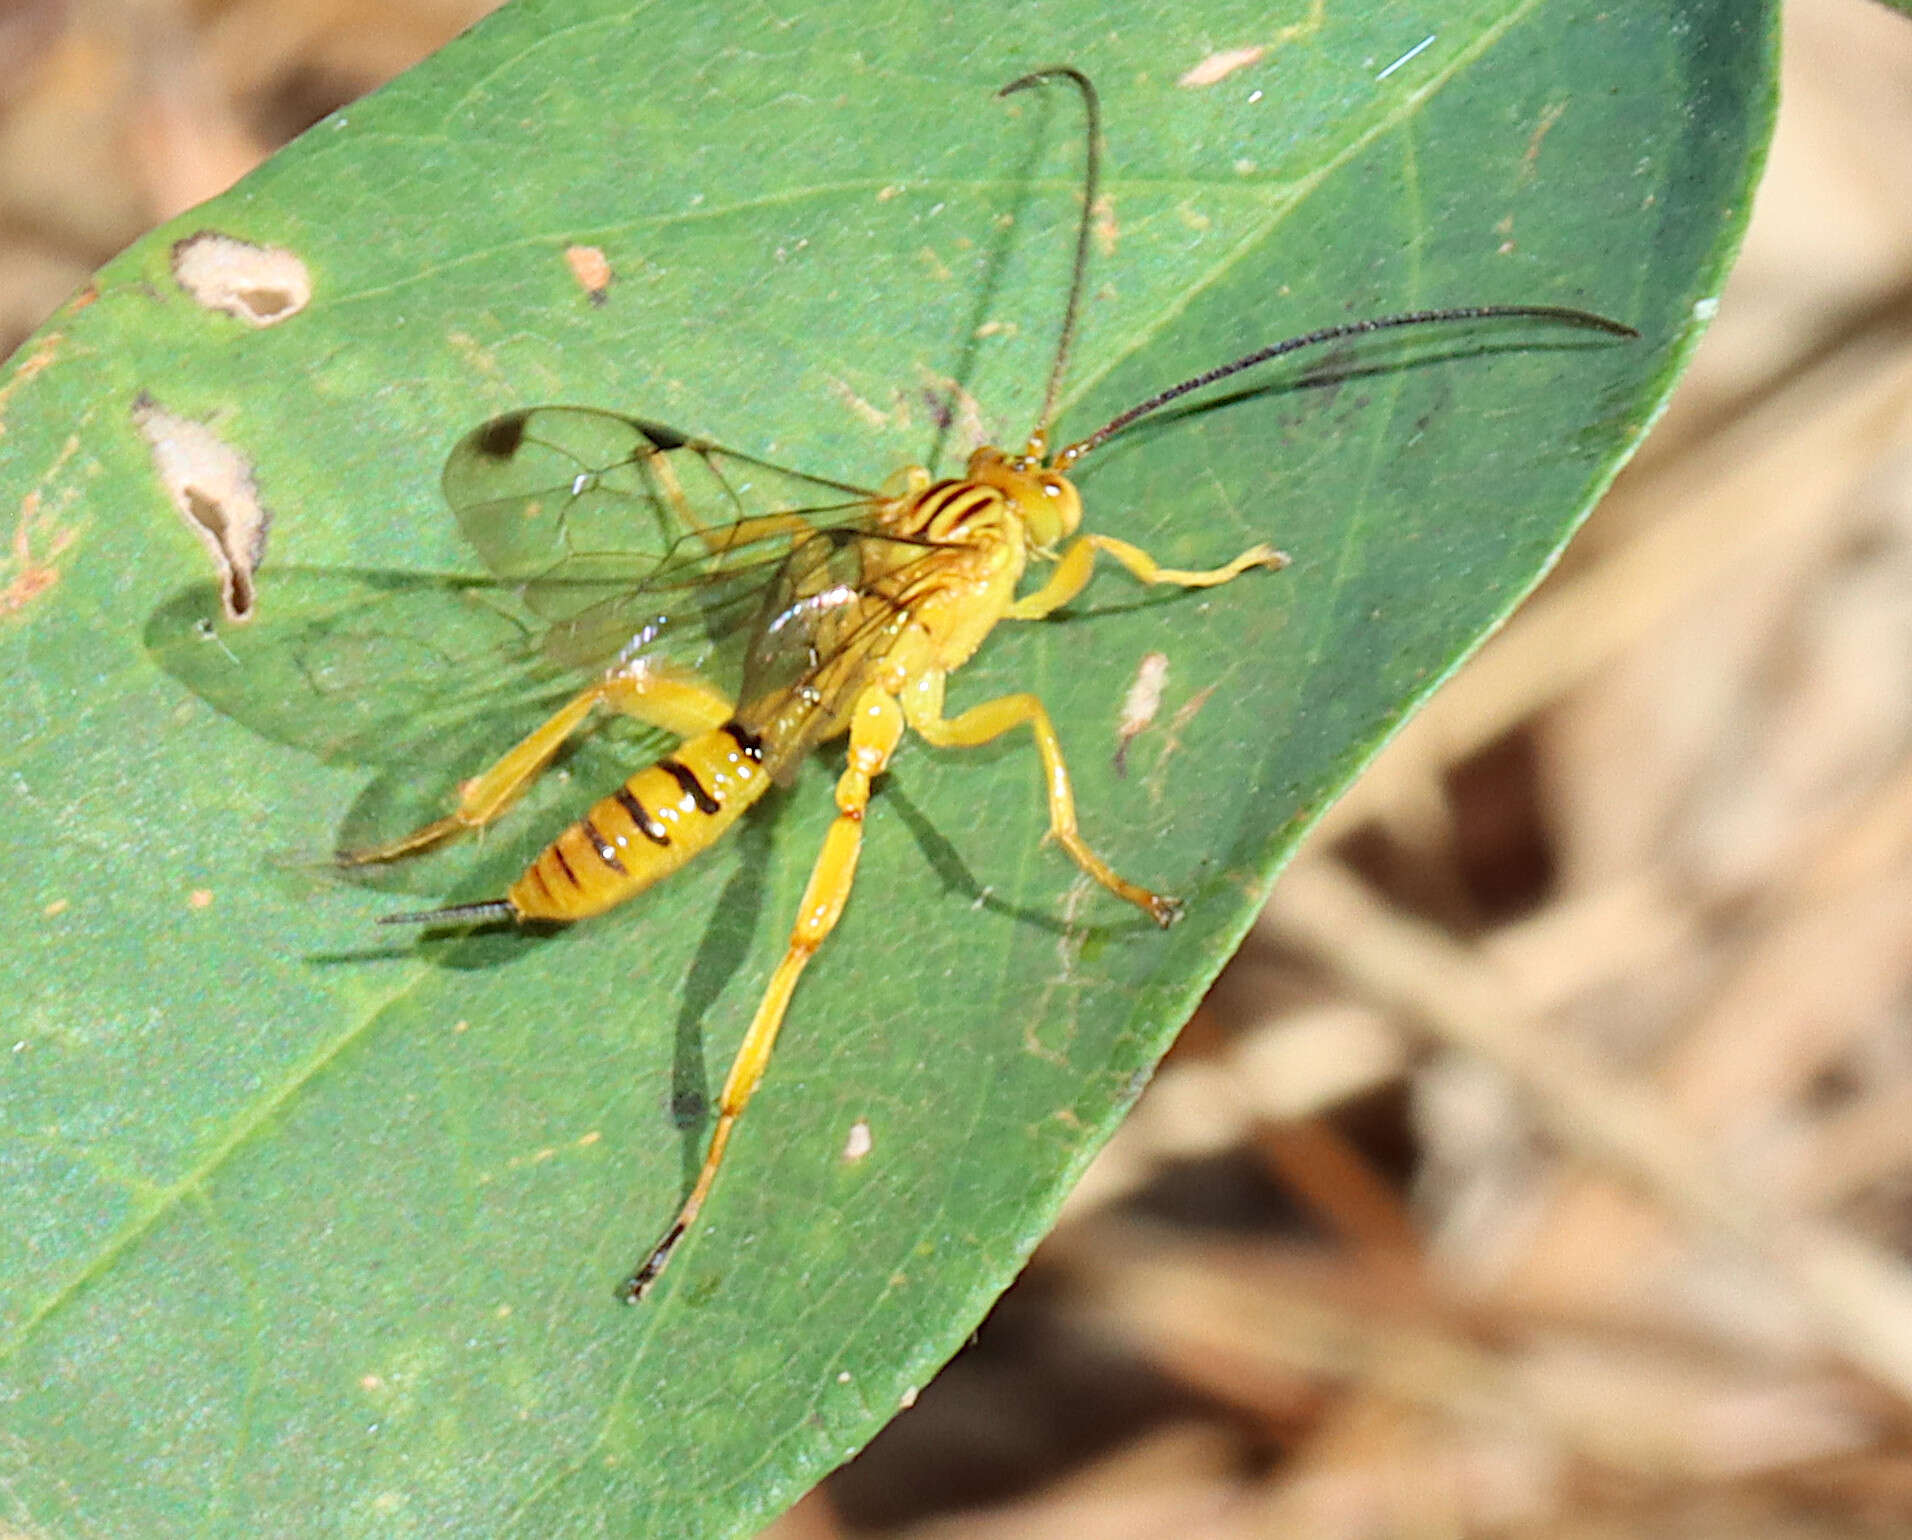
[377,899,517,928]
[1056,304,1640,464]
[998,65,1101,455]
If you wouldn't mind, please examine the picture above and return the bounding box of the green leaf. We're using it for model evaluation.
[0,1,1774,1535]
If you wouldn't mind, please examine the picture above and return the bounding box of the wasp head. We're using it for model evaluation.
[966,443,1082,550]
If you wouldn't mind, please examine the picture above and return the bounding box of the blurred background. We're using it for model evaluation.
[8,1,1912,1534]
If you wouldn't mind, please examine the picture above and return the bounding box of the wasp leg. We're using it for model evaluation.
[1006,533,1287,621]
[623,685,905,1302]
[904,672,1180,927]
[339,668,736,865]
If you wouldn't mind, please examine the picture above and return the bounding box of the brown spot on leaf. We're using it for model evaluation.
[564,244,613,306]
[1519,102,1569,187]
[0,329,69,436]
[829,379,890,429]
[916,368,990,451]
[1142,683,1219,805]
[2,480,79,618]
[1178,46,1266,87]
[2,430,82,620]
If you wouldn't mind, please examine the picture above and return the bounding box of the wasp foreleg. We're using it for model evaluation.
[905,673,1180,927]
[622,685,906,1302]
[1006,532,1286,622]
[338,667,736,865]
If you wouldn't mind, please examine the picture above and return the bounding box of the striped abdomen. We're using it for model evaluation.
[508,719,768,922]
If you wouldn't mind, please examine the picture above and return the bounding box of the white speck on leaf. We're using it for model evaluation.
[843,1119,873,1161]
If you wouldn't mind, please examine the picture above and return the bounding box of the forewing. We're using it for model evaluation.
[441,406,880,616]
[736,533,953,781]
[738,529,873,704]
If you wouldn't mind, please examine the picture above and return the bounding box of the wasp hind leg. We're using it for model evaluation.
[338,668,736,865]
[624,685,905,1302]
[905,673,1180,927]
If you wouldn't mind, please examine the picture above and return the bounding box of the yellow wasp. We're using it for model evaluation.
[306,67,1631,1301]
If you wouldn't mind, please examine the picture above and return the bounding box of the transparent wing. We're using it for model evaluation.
[434,405,897,693]
[146,569,595,767]
[733,533,953,781]
[149,411,932,774]
[740,529,881,702]
[442,406,881,613]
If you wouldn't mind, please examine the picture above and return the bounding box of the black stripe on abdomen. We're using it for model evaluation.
[662,759,721,815]
[581,815,628,875]
[721,718,765,763]
[615,786,670,845]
